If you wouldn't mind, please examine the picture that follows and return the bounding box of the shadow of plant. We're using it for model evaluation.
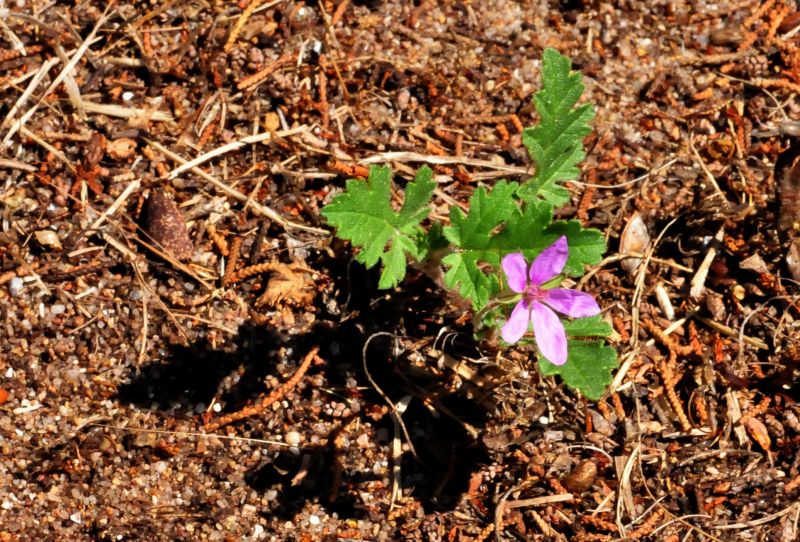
[115,253,493,525]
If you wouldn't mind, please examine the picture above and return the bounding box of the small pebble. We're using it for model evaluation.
[308,514,320,526]
[50,304,66,315]
[285,431,302,447]
[8,277,23,297]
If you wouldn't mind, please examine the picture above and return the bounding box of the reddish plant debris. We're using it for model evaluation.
[2,1,800,541]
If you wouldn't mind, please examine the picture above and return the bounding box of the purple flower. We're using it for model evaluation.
[501,236,600,365]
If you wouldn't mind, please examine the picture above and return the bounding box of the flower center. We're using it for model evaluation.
[523,283,546,304]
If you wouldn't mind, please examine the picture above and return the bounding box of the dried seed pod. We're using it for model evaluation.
[140,189,194,260]
[619,211,650,276]
[563,459,598,493]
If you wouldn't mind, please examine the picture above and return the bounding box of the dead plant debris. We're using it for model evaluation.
[1,1,800,541]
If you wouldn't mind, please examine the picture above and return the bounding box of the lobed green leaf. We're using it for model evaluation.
[539,340,617,400]
[321,165,436,288]
[563,315,613,337]
[518,48,594,206]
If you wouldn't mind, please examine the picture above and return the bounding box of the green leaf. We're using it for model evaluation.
[518,48,594,205]
[546,219,605,275]
[491,201,605,276]
[539,340,617,400]
[321,165,436,289]
[442,182,519,308]
[564,315,612,337]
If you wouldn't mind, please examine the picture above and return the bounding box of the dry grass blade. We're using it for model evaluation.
[164,126,307,180]
[82,102,173,122]
[2,11,107,147]
[147,138,326,234]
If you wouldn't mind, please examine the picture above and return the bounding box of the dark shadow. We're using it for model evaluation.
[115,247,494,523]
[246,416,370,520]
[116,322,285,413]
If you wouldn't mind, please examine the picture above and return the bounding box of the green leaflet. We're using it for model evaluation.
[518,48,595,206]
[563,315,613,337]
[539,340,617,400]
[321,165,436,289]
[442,182,519,308]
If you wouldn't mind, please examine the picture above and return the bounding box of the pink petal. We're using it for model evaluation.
[530,301,568,365]
[502,252,528,293]
[501,301,530,344]
[544,289,601,318]
[529,236,568,285]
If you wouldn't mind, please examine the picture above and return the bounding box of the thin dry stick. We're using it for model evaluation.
[8,247,51,296]
[89,179,141,231]
[360,151,679,189]
[0,158,37,172]
[0,57,59,130]
[147,138,326,234]
[389,394,412,510]
[504,494,574,509]
[2,11,107,147]
[205,346,320,431]
[695,315,768,350]
[610,314,693,393]
[93,423,292,447]
[19,126,76,173]
[236,52,292,90]
[82,101,173,122]
[224,0,283,52]
[630,215,680,349]
[129,256,191,345]
[361,336,419,464]
[164,125,306,179]
[615,443,640,535]
[137,271,149,367]
[690,226,724,299]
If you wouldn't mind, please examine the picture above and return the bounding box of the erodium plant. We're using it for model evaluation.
[322,49,618,399]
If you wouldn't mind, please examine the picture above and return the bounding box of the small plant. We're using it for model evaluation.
[322,49,617,399]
